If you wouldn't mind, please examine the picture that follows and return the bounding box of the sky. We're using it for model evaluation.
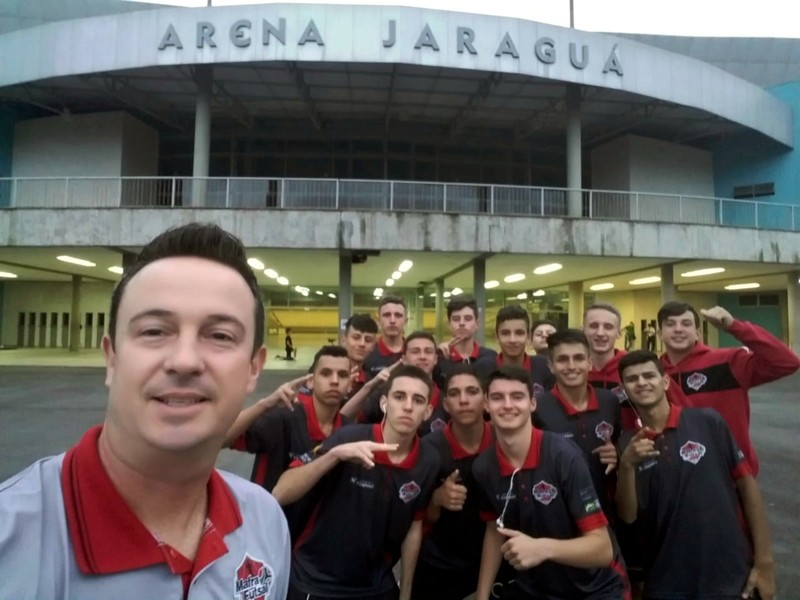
[127,0,799,38]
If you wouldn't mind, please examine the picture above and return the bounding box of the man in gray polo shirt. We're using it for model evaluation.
[0,223,290,600]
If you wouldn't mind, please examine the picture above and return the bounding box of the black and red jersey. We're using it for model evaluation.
[475,353,554,394]
[587,349,642,434]
[473,428,628,600]
[358,381,448,437]
[363,337,403,379]
[418,422,493,571]
[533,385,621,522]
[291,423,440,598]
[618,406,753,599]
[661,319,800,475]
[434,342,497,389]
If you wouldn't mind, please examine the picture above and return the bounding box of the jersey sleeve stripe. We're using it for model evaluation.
[576,512,608,533]
[479,510,498,522]
[731,461,753,480]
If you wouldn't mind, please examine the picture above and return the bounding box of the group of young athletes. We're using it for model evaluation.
[228,292,800,600]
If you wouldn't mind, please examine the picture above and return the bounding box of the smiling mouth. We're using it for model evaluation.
[154,396,206,407]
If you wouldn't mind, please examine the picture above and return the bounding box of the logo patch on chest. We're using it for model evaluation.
[532,480,558,505]
[533,382,544,396]
[399,481,421,503]
[595,420,614,442]
[234,554,274,600]
[429,418,447,433]
[610,385,628,402]
[685,372,708,391]
[679,441,706,464]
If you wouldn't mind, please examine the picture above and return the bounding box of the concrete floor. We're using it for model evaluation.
[1,363,798,594]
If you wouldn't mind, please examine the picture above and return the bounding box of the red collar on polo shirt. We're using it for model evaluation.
[450,342,480,362]
[377,337,403,357]
[443,421,493,460]
[496,353,532,371]
[551,384,599,416]
[61,426,241,577]
[430,386,441,409]
[299,394,343,442]
[495,427,544,476]
[371,423,420,469]
[642,405,683,440]
[353,368,367,385]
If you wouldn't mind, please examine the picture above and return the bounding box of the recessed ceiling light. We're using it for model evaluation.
[264,268,278,279]
[451,287,463,295]
[375,287,384,294]
[277,276,289,285]
[107,266,124,275]
[533,263,562,275]
[391,271,402,280]
[430,292,437,297]
[0,271,17,278]
[590,283,615,291]
[443,291,451,298]
[629,276,661,285]
[386,278,395,287]
[484,280,499,289]
[532,289,545,297]
[487,297,495,302]
[328,293,337,299]
[301,291,309,297]
[315,290,323,295]
[725,282,761,290]
[504,273,526,283]
[398,260,413,272]
[517,292,528,299]
[681,267,726,278]
[247,258,265,270]
[57,255,96,267]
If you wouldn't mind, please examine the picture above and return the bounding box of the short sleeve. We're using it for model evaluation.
[471,457,499,522]
[556,441,608,534]
[709,410,751,479]
[243,409,287,454]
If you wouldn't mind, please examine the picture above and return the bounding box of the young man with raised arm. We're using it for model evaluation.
[363,295,408,379]
[657,301,800,475]
[616,351,775,600]
[272,365,440,600]
[473,365,628,600]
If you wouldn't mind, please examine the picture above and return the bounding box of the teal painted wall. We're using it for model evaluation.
[717,293,782,347]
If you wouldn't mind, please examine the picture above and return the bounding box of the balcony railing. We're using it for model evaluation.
[0,176,797,232]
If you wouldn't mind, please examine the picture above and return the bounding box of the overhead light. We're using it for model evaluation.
[398,260,413,272]
[277,276,289,285]
[391,271,402,280]
[264,268,278,279]
[590,283,615,291]
[328,293,337,299]
[0,271,17,278]
[532,289,545,297]
[430,292,437,297]
[315,290,323,295]
[504,273,526,283]
[487,297,495,302]
[725,282,761,290]
[681,267,726,278]
[533,263,562,275]
[108,266,124,275]
[484,280,499,289]
[451,287,463,295]
[294,285,309,293]
[517,292,528,299]
[301,291,309,297]
[418,295,424,298]
[386,278,395,287]
[629,276,661,285]
[443,291,451,298]
[247,258,265,270]
[375,287,384,294]
[57,255,96,267]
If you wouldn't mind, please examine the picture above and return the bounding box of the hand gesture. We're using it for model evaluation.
[700,306,734,330]
[437,334,468,356]
[434,469,468,512]
[260,374,311,411]
[370,359,404,387]
[591,441,618,475]
[330,440,399,468]
[498,528,549,570]
[741,562,776,600]
[620,427,660,468]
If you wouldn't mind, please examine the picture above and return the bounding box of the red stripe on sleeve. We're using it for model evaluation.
[576,512,608,533]
[231,434,248,451]
[479,510,498,523]
[414,510,426,521]
[288,459,304,469]
[731,461,753,480]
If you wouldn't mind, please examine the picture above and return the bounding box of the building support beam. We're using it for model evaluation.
[191,66,213,207]
[473,257,487,345]
[566,84,582,218]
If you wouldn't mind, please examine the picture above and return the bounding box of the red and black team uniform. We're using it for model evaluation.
[618,406,753,600]
[587,349,641,432]
[660,320,800,475]
[363,337,403,380]
[473,428,629,600]
[434,342,497,390]
[290,423,440,600]
[412,422,494,600]
[357,383,447,436]
[477,353,554,395]
[533,385,621,521]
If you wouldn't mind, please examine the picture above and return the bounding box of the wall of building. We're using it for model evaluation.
[121,114,159,176]
[717,291,787,346]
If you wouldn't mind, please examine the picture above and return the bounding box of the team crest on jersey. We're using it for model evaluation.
[610,385,628,402]
[399,481,421,503]
[532,480,558,505]
[533,383,544,396]
[234,554,273,600]
[429,418,447,433]
[686,372,708,391]
[679,441,706,464]
[595,421,614,443]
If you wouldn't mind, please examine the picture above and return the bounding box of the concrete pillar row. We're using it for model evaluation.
[191,65,213,207]
[660,264,676,304]
[565,84,582,218]
[568,280,584,328]
[473,257,487,345]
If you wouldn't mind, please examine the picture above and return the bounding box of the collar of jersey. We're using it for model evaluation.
[61,425,242,575]
[371,423,420,469]
[450,341,480,361]
[377,336,403,357]
[496,353,532,371]
[299,394,343,442]
[642,405,683,439]
[551,384,599,416]
[444,421,493,460]
[495,427,543,476]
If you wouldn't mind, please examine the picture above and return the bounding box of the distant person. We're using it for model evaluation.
[644,323,656,352]
[0,223,290,599]
[285,327,295,360]
[624,321,636,351]
[530,318,557,356]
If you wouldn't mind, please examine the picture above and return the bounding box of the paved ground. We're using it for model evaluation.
[1,365,798,594]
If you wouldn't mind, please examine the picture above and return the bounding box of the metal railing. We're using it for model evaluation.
[0,176,797,232]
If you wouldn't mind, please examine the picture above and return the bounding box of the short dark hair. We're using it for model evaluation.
[311,345,350,371]
[583,303,621,326]
[444,363,482,392]
[546,328,590,356]
[484,365,533,397]
[378,295,407,312]
[385,364,434,402]
[496,305,530,333]
[108,223,264,356]
[531,319,557,332]
[657,301,700,329]
[345,313,378,335]
[618,350,665,378]
[403,330,436,353]
[447,295,478,319]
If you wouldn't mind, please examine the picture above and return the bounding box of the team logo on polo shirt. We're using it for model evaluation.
[533,383,544,395]
[686,372,708,391]
[234,554,274,600]
[532,480,558,505]
[595,421,614,442]
[610,385,628,402]
[399,481,421,503]
[429,418,447,432]
[679,441,706,464]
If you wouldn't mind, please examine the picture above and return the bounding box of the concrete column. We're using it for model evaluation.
[192,66,213,207]
[568,280,584,328]
[121,251,136,274]
[415,286,424,333]
[566,84,582,218]
[435,278,445,342]
[788,272,800,354]
[338,254,353,335]
[473,257,487,345]
[69,275,82,353]
[660,264,676,304]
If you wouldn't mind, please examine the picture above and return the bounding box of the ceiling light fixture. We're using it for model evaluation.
[451,287,463,295]
[484,280,499,289]
[386,278,395,287]
[328,293,337,299]
[0,271,17,278]
[724,282,761,290]
[504,273,526,283]
[315,290,323,295]
[443,291,451,298]
[681,267,726,278]
[629,276,661,285]
[532,289,545,297]
[517,292,528,299]
[398,260,413,272]
[590,283,615,291]
[391,271,402,280]
[533,263,562,275]
[108,266,124,275]
[247,258,265,270]
[264,268,278,279]
[277,276,289,285]
[57,255,96,267]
